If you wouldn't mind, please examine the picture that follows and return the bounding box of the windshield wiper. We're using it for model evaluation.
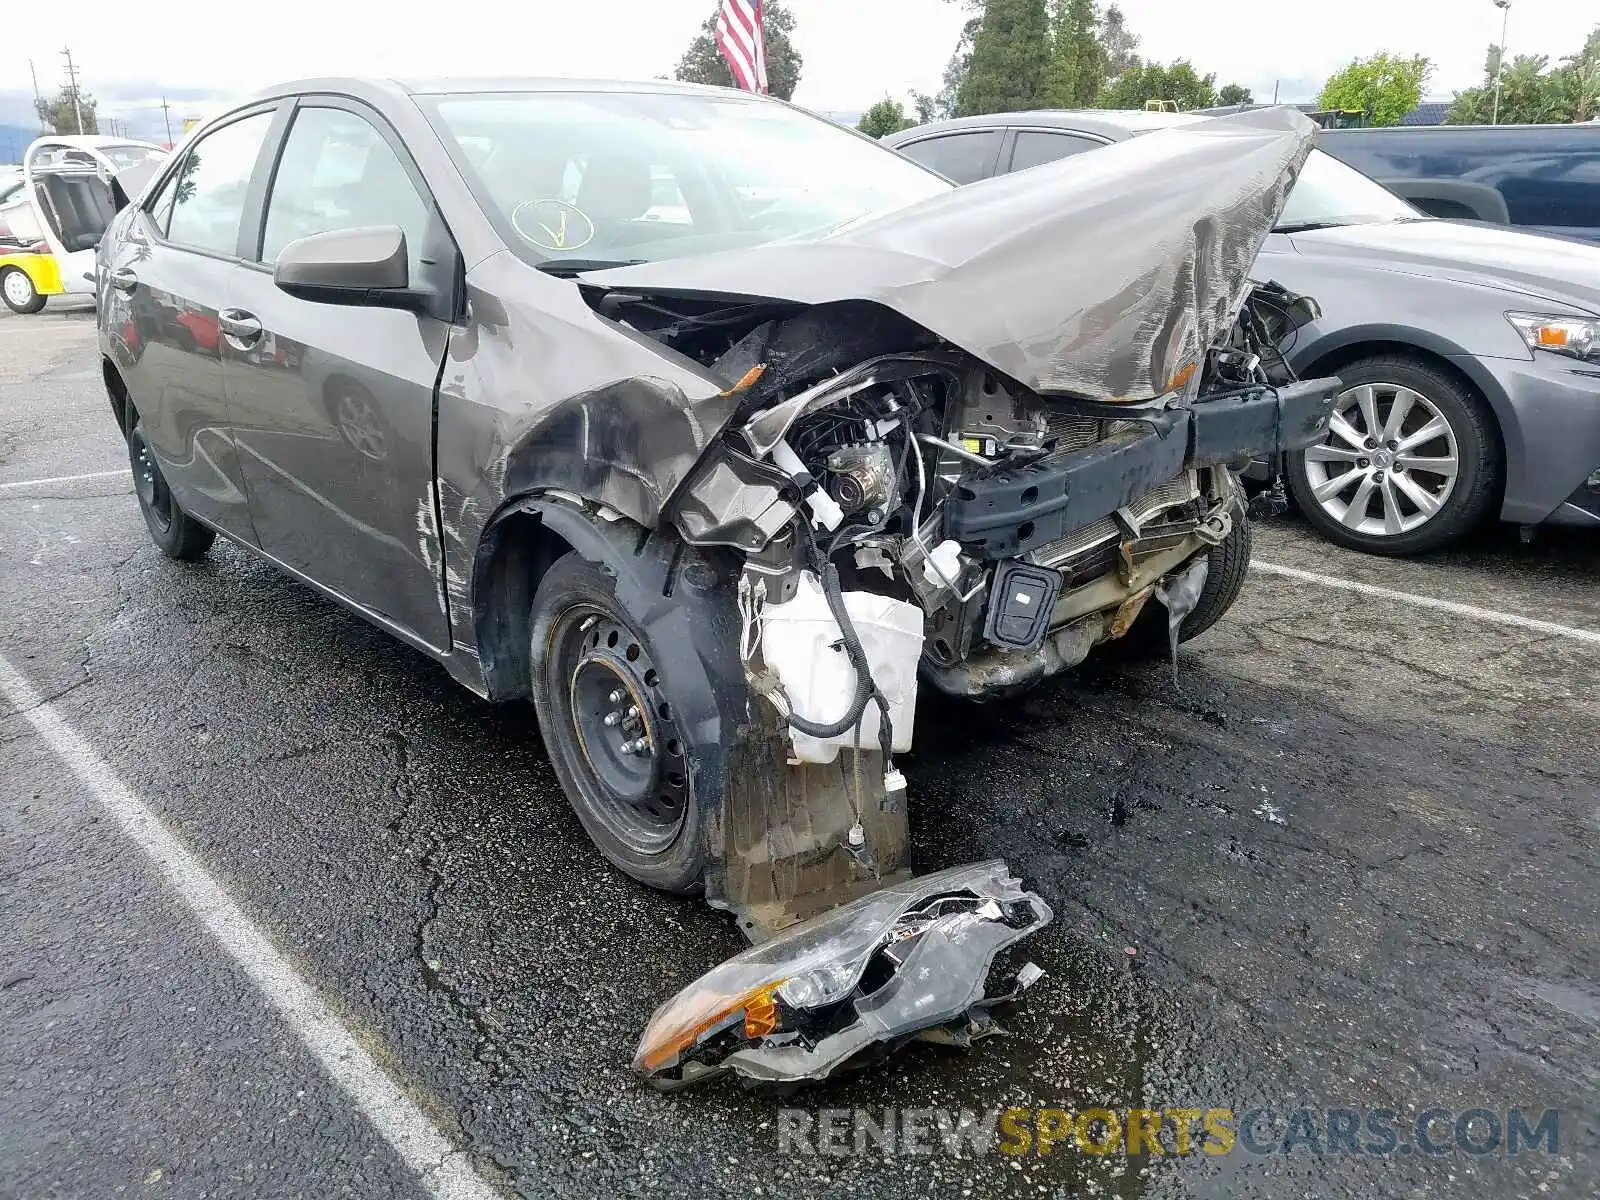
[1273,220,1349,233]
[535,258,646,278]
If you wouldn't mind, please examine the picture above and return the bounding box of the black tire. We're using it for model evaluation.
[127,418,215,560]
[1114,517,1253,658]
[1285,355,1500,555]
[528,552,705,893]
[1,267,46,314]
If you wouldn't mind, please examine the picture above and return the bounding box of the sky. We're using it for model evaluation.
[1,0,1592,151]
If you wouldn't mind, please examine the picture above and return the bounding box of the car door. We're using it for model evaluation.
[104,107,281,540]
[220,98,456,651]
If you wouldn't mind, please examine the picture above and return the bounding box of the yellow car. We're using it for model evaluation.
[0,134,167,314]
[0,248,64,314]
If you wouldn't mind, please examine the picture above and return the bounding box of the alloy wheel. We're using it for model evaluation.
[1302,382,1460,537]
[334,390,388,460]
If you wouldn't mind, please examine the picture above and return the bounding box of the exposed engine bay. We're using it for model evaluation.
[594,279,1329,730]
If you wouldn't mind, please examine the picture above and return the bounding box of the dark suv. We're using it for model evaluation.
[1318,123,1600,244]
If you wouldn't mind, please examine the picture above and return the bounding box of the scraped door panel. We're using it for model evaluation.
[222,104,452,649]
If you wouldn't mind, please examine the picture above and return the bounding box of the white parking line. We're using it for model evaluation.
[0,656,501,1200]
[1252,559,1600,647]
[0,469,127,491]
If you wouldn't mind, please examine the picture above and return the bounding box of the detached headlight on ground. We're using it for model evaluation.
[1506,313,1600,362]
[632,861,1052,1089]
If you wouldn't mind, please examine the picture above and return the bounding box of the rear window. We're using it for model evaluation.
[1008,130,1105,173]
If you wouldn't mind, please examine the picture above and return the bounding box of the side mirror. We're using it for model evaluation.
[273,225,423,309]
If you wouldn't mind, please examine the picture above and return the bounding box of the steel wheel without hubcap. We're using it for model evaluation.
[1303,381,1460,537]
[552,605,689,856]
[128,425,175,534]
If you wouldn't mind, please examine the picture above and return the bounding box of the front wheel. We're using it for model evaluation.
[1285,356,1500,555]
[1,267,45,315]
[528,552,705,893]
[127,419,215,560]
[1113,517,1253,658]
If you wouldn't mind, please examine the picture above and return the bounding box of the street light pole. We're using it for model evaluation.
[1492,0,1511,125]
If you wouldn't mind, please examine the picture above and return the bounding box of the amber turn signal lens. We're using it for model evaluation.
[634,979,787,1072]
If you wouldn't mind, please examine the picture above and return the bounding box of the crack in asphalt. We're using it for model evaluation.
[381,729,511,1100]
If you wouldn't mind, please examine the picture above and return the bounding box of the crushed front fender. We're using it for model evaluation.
[633,860,1052,1089]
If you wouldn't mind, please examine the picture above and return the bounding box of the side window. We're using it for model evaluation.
[164,112,274,256]
[1008,131,1105,173]
[898,131,1003,185]
[260,107,431,275]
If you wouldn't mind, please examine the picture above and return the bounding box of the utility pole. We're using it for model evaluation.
[1273,80,1280,105]
[60,46,84,134]
[1492,0,1511,125]
[30,59,46,131]
[160,97,174,146]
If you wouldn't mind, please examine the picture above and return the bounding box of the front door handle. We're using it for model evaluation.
[109,267,139,293]
[218,308,263,346]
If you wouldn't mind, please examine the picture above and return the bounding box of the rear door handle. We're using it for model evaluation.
[218,308,263,346]
[109,267,139,293]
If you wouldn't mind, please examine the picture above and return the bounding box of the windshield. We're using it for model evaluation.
[99,145,166,170]
[423,90,949,266]
[1276,148,1417,230]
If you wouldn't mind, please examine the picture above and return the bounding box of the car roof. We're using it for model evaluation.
[1319,121,1600,135]
[248,75,747,105]
[884,108,1203,145]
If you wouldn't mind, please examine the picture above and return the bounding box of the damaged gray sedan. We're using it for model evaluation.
[95,78,1336,1085]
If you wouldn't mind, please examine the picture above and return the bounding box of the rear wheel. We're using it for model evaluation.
[528,552,704,892]
[1286,355,1500,555]
[1,267,45,315]
[127,419,215,560]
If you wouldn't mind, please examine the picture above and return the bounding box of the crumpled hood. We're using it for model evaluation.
[586,107,1315,402]
[1286,218,1600,316]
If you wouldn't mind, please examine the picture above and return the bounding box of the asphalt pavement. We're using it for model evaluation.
[2,302,1596,1199]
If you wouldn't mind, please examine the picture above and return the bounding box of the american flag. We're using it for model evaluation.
[715,0,769,94]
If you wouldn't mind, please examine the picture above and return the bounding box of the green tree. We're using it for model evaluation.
[857,96,916,137]
[1218,83,1254,106]
[34,86,98,135]
[1318,52,1431,126]
[957,0,1054,116]
[1099,3,1141,79]
[1099,59,1217,110]
[1554,25,1600,121]
[673,0,803,101]
[1049,0,1105,107]
[1449,25,1600,123]
[935,14,982,117]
